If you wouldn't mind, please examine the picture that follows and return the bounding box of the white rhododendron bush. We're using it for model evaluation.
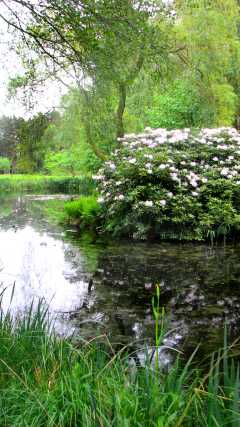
[94,128,240,240]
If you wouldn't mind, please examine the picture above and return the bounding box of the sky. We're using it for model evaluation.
[0,45,65,118]
[0,11,65,118]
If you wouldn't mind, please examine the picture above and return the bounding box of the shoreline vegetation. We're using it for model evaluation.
[1,126,240,245]
[63,127,240,243]
[0,303,239,426]
[0,175,93,195]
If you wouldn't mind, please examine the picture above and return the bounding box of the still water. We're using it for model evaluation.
[0,194,240,363]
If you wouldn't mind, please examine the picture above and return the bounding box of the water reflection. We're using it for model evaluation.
[90,243,240,355]
[0,195,92,336]
[0,195,240,359]
[0,225,91,331]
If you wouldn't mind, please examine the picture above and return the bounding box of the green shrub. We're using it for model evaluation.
[64,195,101,228]
[95,127,240,241]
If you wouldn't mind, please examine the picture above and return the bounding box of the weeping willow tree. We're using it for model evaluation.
[174,0,240,127]
[2,0,176,161]
[2,0,240,174]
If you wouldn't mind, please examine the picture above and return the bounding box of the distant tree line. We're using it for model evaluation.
[0,112,59,174]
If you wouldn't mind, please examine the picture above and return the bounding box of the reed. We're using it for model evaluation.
[0,301,239,426]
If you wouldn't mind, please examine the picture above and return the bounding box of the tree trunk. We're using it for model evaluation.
[116,82,127,139]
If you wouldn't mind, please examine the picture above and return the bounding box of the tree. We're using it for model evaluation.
[174,0,240,126]
[2,0,176,158]
[16,112,57,173]
[42,90,106,175]
[0,116,24,171]
[0,157,11,174]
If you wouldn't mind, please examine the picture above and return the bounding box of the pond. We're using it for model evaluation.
[0,194,240,365]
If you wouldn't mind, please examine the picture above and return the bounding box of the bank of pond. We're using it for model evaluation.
[0,174,93,195]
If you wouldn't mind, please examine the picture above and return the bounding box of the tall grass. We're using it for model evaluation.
[0,174,94,194]
[0,302,239,426]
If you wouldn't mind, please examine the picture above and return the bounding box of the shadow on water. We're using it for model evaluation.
[0,194,240,363]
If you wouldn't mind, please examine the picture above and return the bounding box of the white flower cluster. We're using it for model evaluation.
[94,127,240,208]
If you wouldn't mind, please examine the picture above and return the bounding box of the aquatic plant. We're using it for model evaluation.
[64,195,101,229]
[95,127,240,241]
[152,283,165,372]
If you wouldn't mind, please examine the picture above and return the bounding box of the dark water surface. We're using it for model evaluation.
[0,194,240,364]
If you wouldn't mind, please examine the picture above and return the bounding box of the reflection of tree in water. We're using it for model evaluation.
[0,195,73,233]
[0,196,43,231]
[1,196,240,359]
[70,242,240,358]
[64,232,102,276]
[0,195,21,224]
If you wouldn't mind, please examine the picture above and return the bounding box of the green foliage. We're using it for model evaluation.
[145,77,211,129]
[175,0,240,127]
[0,116,24,170]
[123,0,240,133]
[0,175,93,195]
[0,303,240,425]
[5,0,175,144]
[64,195,101,229]
[79,83,117,160]
[44,151,81,176]
[2,0,240,175]
[42,90,105,175]
[211,83,237,126]
[95,127,240,241]
[0,157,11,174]
[0,113,59,175]
[16,112,55,173]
